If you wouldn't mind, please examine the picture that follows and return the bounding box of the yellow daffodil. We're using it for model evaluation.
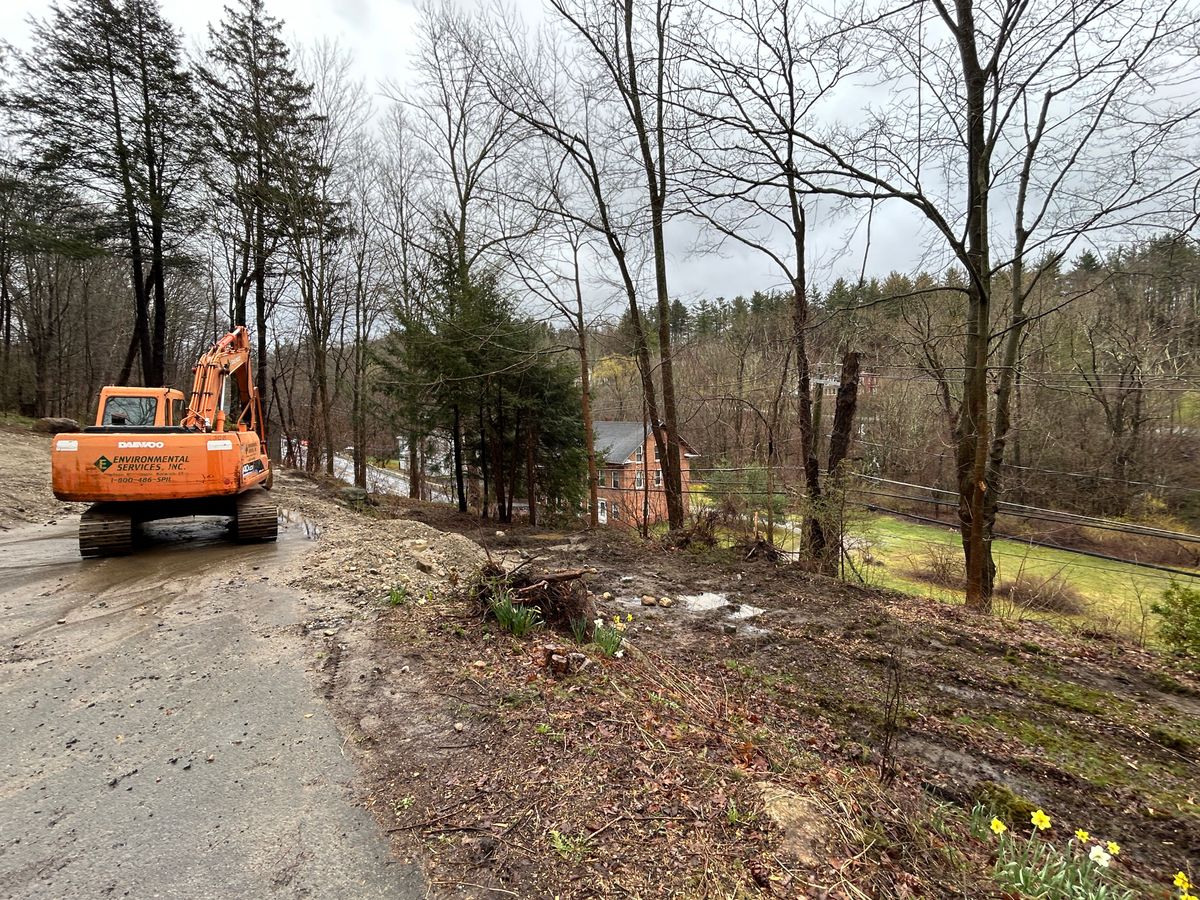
[990,818,1007,835]
[1181,893,1197,900]
[1088,845,1111,868]
[1175,872,1191,890]
[1075,829,1090,842]
[1106,841,1120,856]
[625,613,632,622]
[1030,809,1051,831]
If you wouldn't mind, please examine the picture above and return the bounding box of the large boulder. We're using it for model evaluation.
[33,417,80,434]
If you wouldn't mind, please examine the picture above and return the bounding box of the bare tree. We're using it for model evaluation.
[680,0,857,563]
[374,105,433,498]
[504,154,609,526]
[279,41,369,476]
[485,1,691,528]
[787,0,1200,608]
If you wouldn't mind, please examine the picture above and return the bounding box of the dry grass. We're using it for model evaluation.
[995,571,1086,614]
[907,543,966,589]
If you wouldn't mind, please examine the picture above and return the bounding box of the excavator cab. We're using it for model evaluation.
[93,387,186,430]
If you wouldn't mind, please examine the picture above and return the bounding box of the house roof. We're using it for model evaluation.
[593,421,647,464]
[592,420,698,464]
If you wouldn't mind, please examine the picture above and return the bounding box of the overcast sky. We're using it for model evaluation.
[1,0,955,306]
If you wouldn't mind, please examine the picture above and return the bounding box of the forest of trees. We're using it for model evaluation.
[1,0,1198,607]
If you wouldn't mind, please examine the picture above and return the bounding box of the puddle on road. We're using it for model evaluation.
[0,505,322,578]
[278,508,322,540]
[727,603,765,620]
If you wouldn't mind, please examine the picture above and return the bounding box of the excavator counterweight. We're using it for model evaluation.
[51,327,277,556]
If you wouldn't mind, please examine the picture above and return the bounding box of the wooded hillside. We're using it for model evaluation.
[1,0,1198,608]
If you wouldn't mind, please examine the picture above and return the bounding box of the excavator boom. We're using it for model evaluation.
[182,326,266,440]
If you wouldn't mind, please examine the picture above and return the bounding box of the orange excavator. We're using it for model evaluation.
[51,327,277,556]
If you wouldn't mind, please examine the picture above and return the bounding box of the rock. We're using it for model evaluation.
[339,486,368,504]
[641,595,657,606]
[495,530,505,537]
[34,417,80,434]
[414,553,436,573]
[453,722,465,732]
[602,592,613,601]
[620,575,634,585]
[721,622,737,635]
[756,781,826,867]
[658,596,674,608]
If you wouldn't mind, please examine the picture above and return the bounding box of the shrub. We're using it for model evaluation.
[996,573,1085,615]
[911,544,965,588]
[1152,581,1200,657]
[489,591,542,637]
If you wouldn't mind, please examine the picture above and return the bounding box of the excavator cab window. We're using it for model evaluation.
[102,396,158,428]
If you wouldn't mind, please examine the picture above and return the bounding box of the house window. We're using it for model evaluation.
[654,468,662,487]
[635,470,644,489]
[635,447,643,463]
[611,503,620,519]
[654,446,660,461]
[611,470,620,489]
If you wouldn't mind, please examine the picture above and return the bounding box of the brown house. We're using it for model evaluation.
[592,421,698,526]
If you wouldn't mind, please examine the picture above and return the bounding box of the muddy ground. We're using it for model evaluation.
[3,424,1197,898]
[0,426,436,898]
[327,498,1199,897]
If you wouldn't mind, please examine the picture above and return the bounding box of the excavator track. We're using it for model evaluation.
[233,488,278,543]
[79,505,133,557]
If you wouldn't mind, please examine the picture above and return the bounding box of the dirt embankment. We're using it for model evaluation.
[314,499,1200,897]
[0,424,84,530]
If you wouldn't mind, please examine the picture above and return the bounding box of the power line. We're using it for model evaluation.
[853,486,1200,544]
[855,440,1200,493]
[856,474,1200,541]
[864,503,1200,582]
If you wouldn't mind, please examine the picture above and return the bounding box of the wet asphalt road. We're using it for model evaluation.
[0,516,423,899]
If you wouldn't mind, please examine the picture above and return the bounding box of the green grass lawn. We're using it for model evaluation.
[690,481,1197,640]
[854,512,1199,640]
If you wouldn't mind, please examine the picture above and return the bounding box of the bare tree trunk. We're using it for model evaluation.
[948,0,992,613]
[823,350,861,576]
[621,0,684,530]
[408,430,421,498]
[575,254,600,528]
[452,404,466,512]
[525,421,538,526]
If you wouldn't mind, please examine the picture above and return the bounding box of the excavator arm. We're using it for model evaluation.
[181,326,266,440]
